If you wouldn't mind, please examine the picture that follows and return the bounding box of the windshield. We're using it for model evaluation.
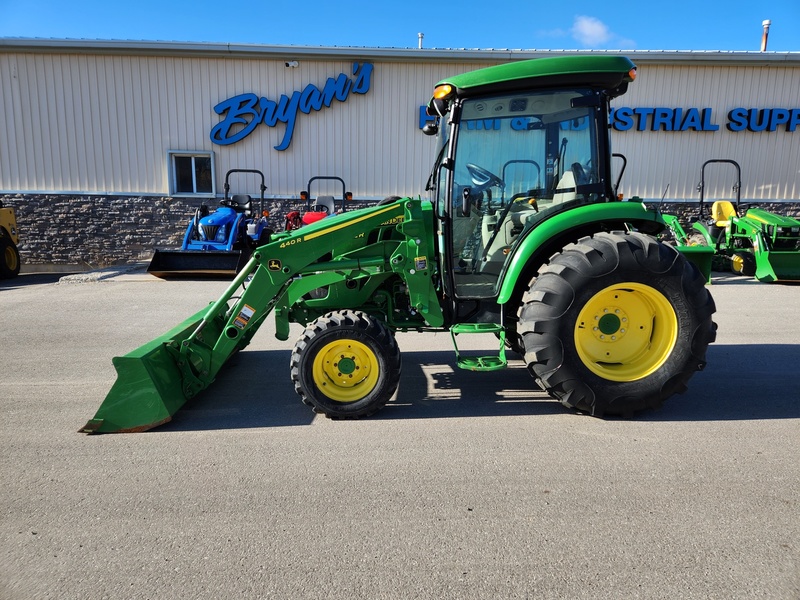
[446,88,604,299]
[455,89,601,202]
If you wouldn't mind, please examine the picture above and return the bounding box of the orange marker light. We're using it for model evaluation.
[433,84,453,100]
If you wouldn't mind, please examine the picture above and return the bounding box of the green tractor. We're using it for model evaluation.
[677,159,800,282]
[81,56,717,433]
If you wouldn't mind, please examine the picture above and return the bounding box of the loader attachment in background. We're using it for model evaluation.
[147,249,248,278]
[79,307,208,433]
[661,214,714,283]
[753,250,800,282]
[675,245,714,283]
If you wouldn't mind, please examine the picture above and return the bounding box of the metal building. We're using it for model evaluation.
[0,39,798,267]
[3,39,799,200]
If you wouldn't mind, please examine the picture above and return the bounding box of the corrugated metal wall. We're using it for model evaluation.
[1,51,798,201]
[0,52,493,198]
[613,63,800,201]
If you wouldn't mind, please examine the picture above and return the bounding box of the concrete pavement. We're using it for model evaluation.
[1,269,798,599]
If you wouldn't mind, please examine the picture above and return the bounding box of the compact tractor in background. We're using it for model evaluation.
[664,159,800,282]
[0,200,21,278]
[148,169,273,277]
[284,176,352,230]
[82,55,717,434]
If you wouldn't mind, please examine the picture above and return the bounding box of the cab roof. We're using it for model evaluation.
[429,55,636,107]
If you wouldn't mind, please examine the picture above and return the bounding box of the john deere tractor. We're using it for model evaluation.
[82,56,717,433]
[680,159,800,282]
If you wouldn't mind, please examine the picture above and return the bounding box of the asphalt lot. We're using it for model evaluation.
[1,268,798,599]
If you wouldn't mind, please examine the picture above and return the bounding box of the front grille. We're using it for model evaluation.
[201,225,219,240]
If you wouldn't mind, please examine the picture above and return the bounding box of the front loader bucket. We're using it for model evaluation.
[755,251,800,282]
[147,249,247,278]
[676,245,714,283]
[79,307,207,433]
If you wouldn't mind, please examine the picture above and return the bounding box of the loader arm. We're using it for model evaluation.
[81,198,442,433]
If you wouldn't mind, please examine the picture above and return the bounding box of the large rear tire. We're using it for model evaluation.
[0,235,21,278]
[517,231,716,417]
[290,310,401,418]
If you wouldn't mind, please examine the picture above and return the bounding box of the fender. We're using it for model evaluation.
[497,201,664,304]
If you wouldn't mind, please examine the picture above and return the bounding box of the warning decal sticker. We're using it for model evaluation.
[233,304,256,329]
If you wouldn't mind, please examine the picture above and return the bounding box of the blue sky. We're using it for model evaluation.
[0,0,797,52]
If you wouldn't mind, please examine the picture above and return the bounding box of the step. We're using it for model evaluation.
[450,323,508,372]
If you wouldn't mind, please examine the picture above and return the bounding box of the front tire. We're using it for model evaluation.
[0,235,21,278]
[290,310,401,418]
[517,231,716,417]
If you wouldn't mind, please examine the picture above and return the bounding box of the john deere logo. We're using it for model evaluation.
[268,259,282,271]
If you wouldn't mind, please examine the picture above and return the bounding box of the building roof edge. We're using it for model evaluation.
[1,38,799,65]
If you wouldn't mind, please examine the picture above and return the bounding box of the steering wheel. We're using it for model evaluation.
[466,163,504,195]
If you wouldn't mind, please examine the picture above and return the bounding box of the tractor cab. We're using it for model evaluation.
[424,59,636,304]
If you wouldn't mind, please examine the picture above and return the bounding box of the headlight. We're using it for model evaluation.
[215,225,228,242]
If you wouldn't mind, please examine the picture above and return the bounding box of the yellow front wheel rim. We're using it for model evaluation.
[575,282,678,382]
[312,339,380,402]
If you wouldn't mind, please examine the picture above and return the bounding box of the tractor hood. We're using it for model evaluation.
[201,206,238,226]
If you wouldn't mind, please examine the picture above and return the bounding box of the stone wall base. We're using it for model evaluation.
[2,194,324,270]
[3,194,799,270]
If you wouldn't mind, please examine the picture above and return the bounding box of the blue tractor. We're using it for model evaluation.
[148,169,273,277]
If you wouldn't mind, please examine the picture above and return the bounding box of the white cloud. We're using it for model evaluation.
[571,15,612,47]
[534,16,637,49]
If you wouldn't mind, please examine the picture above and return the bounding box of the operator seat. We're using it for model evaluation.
[302,195,337,226]
[231,194,253,216]
[311,195,336,215]
[710,200,736,227]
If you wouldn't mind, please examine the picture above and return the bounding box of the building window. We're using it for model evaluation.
[168,151,215,195]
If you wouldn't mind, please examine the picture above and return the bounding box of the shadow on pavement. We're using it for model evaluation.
[710,272,800,286]
[645,343,800,421]
[157,344,800,433]
[0,272,78,288]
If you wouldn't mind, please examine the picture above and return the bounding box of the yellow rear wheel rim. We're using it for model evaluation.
[575,282,678,382]
[312,339,380,402]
